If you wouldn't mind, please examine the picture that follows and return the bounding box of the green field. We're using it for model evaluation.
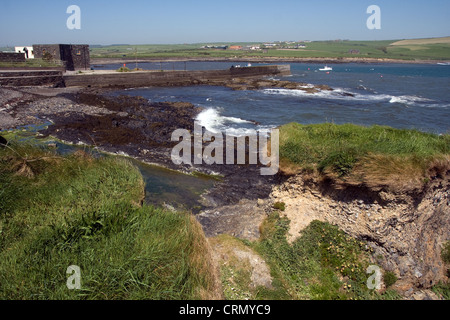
[0,58,64,68]
[90,37,450,61]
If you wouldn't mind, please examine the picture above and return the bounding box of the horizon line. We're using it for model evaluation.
[2,36,450,48]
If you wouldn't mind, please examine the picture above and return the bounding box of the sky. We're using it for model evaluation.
[0,0,449,46]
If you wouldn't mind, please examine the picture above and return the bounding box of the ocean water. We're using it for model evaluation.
[110,62,450,135]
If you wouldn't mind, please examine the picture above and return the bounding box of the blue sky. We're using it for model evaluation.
[0,0,449,46]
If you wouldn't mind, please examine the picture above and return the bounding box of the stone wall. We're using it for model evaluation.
[0,70,64,86]
[69,45,90,71]
[33,45,62,61]
[0,52,26,62]
[0,65,290,88]
[64,65,291,88]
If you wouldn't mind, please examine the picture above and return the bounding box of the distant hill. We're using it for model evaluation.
[391,36,450,46]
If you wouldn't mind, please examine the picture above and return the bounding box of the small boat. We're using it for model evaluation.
[437,62,450,66]
[319,66,333,71]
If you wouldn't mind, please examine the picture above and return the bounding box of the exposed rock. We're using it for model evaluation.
[270,173,450,297]
[0,112,19,130]
[410,290,442,300]
[0,135,7,147]
[197,199,269,241]
[221,78,336,94]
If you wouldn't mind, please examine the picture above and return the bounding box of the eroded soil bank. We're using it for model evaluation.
[270,172,449,299]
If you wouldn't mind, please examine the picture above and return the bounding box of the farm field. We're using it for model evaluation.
[89,37,450,61]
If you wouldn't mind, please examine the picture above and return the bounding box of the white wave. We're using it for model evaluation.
[389,96,409,104]
[262,88,440,107]
[389,95,433,105]
[263,88,352,100]
[195,108,253,134]
[223,127,261,137]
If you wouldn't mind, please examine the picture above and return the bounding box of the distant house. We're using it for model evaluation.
[15,46,34,59]
[228,46,243,50]
[349,49,361,55]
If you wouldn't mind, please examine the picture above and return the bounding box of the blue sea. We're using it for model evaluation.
[100,62,450,135]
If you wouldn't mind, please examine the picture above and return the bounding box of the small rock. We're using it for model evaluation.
[414,269,423,278]
[257,199,266,207]
[412,290,439,300]
[0,135,7,148]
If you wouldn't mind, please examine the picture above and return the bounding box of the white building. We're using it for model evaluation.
[15,46,34,59]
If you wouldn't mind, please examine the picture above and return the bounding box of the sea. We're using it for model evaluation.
[97,61,450,135]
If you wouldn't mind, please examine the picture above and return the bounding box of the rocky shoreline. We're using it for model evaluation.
[0,85,278,223]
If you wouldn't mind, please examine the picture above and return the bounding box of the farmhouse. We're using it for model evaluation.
[15,46,34,59]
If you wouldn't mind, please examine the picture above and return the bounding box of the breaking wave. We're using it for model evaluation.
[195,107,259,135]
[262,87,444,108]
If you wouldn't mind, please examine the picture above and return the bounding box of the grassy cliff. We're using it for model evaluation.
[279,123,450,191]
[0,143,219,300]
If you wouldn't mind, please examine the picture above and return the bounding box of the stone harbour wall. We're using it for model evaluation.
[0,52,26,63]
[63,65,291,88]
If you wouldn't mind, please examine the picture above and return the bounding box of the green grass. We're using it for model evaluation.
[279,123,450,189]
[116,66,131,72]
[0,58,63,68]
[441,241,450,264]
[273,202,286,211]
[432,241,450,300]
[252,212,400,300]
[0,142,217,300]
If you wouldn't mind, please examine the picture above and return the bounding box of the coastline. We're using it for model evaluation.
[1,80,449,300]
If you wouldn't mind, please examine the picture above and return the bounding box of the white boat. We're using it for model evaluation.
[437,62,450,66]
[319,66,333,71]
